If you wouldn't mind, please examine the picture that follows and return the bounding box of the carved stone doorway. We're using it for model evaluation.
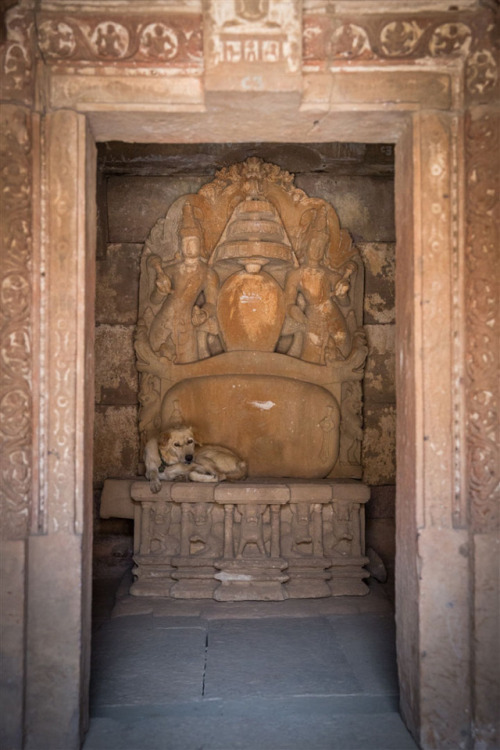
[1,4,497,749]
[35,103,464,749]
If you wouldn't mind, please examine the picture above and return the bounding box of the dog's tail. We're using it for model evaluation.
[189,469,219,483]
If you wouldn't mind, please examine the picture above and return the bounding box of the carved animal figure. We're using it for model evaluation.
[236,504,267,557]
[144,426,247,493]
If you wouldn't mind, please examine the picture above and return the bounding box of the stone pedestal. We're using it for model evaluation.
[171,556,218,599]
[128,479,369,601]
[329,558,370,596]
[130,555,176,597]
[214,558,289,601]
[285,557,332,599]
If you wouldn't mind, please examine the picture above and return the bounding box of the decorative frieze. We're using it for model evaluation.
[303,11,498,99]
[129,480,369,600]
[36,12,203,68]
[0,105,33,540]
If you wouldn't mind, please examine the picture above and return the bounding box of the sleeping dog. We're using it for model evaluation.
[144,426,247,493]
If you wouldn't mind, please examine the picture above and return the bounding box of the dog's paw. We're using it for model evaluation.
[149,478,162,493]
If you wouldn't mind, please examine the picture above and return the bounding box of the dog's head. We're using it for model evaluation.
[158,426,197,465]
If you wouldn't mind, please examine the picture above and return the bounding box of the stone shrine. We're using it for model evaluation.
[121,158,371,599]
[3,0,497,745]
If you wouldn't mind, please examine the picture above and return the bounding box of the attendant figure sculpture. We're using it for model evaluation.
[148,205,219,363]
[283,207,353,364]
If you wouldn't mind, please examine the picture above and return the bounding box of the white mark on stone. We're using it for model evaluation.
[216,572,253,581]
[250,400,276,411]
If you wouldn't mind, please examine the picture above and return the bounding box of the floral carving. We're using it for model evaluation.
[379,21,424,57]
[429,23,472,57]
[466,50,498,95]
[465,111,499,532]
[0,7,34,103]
[0,105,33,540]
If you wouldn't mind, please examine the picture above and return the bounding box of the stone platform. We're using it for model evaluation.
[100,479,370,601]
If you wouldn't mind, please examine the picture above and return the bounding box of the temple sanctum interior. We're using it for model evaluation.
[1,2,498,749]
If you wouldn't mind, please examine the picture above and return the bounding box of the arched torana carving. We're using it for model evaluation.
[135,158,367,479]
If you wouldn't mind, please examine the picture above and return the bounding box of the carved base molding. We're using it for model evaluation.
[126,480,369,601]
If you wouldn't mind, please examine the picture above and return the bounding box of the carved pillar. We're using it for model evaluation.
[465,106,500,749]
[396,111,473,748]
[223,503,235,558]
[270,504,281,558]
[23,110,96,750]
[139,501,153,554]
[0,6,36,746]
[180,502,191,556]
[0,101,35,750]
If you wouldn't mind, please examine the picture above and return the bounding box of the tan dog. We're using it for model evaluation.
[144,426,247,493]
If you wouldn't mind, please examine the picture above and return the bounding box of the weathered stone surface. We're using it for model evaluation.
[472,533,500,746]
[128,480,369,601]
[25,533,87,750]
[301,70,452,111]
[358,242,396,325]
[365,518,395,581]
[362,405,396,485]
[162,374,341,479]
[95,325,138,405]
[295,175,395,243]
[107,176,208,243]
[99,141,393,178]
[0,540,25,750]
[418,528,471,748]
[366,485,395,519]
[94,406,140,485]
[363,325,396,404]
[99,479,136,520]
[95,244,142,325]
[107,173,396,245]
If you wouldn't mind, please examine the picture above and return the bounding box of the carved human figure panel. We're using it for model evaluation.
[282,206,353,364]
[147,206,220,364]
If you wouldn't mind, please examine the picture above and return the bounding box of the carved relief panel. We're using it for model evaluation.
[135,158,368,480]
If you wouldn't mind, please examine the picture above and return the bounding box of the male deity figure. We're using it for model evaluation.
[283,206,353,364]
[148,204,220,364]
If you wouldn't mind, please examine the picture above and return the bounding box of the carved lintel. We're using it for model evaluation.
[303,10,498,103]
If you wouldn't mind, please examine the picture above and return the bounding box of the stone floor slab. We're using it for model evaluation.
[90,615,207,706]
[326,613,399,694]
[84,701,418,750]
[203,617,361,699]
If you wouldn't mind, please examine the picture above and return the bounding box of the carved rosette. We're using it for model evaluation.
[0,105,33,540]
[465,110,499,533]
